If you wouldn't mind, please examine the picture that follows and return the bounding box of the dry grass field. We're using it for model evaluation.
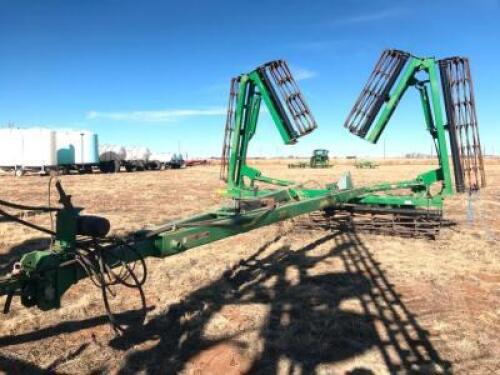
[0,160,498,374]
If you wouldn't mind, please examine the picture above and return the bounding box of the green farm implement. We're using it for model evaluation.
[287,161,308,169]
[355,160,378,169]
[0,51,486,331]
[344,50,485,194]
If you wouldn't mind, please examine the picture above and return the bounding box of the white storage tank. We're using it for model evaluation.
[0,128,57,169]
[56,130,99,165]
[149,152,173,163]
[99,144,127,162]
[125,146,151,161]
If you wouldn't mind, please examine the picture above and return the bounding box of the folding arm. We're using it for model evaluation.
[344,49,410,141]
[220,60,317,197]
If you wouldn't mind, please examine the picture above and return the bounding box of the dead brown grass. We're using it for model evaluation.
[0,161,498,374]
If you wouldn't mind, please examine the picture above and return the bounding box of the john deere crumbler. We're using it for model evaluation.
[0,50,486,331]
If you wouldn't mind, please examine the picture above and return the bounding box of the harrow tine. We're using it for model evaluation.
[295,205,450,239]
[439,57,486,192]
[344,50,410,138]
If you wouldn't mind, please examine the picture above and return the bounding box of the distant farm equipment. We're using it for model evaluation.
[288,149,333,168]
[310,149,332,168]
[355,160,378,169]
[287,161,307,169]
[185,158,209,167]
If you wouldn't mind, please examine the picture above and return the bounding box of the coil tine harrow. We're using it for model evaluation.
[296,205,453,240]
[344,49,410,138]
[439,57,486,192]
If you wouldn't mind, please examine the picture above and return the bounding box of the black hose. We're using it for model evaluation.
[99,249,146,334]
[74,238,148,334]
[0,177,148,333]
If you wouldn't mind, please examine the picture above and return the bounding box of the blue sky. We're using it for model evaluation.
[1,0,499,157]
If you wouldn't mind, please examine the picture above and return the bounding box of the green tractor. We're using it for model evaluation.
[310,149,332,168]
[288,149,332,169]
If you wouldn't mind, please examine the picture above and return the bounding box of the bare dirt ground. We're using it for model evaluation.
[0,161,498,374]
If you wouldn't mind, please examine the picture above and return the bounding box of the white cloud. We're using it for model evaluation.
[293,67,318,81]
[332,8,405,26]
[86,107,226,122]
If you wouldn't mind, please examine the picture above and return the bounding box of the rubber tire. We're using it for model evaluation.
[125,162,137,172]
[149,160,161,170]
[109,159,121,173]
[99,162,109,173]
[135,161,146,171]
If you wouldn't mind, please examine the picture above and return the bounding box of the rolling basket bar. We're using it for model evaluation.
[344,49,410,138]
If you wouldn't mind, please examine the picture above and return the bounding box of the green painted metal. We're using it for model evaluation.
[366,58,421,144]
[1,179,397,310]
[250,71,297,145]
[358,54,454,197]
[225,73,297,197]
[425,59,453,196]
[225,62,319,197]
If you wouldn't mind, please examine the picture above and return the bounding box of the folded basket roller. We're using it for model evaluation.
[220,60,318,181]
[439,57,486,192]
[344,49,410,138]
[257,60,317,141]
[220,77,240,181]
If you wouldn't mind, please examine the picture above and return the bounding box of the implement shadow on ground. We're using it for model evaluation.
[111,230,452,374]
[0,231,452,374]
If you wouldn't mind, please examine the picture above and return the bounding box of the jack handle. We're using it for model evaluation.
[55,180,74,210]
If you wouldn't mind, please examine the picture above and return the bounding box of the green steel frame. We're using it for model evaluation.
[0,52,481,319]
[363,56,453,196]
[225,71,297,197]
[1,178,418,311]
[226,54,454,210]
[343,54,461,210]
